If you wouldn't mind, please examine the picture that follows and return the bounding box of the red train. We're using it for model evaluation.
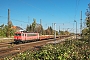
[14,31,54,43]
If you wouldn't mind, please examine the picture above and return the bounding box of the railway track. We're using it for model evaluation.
[0,36,71,59]
[0,39,54,58]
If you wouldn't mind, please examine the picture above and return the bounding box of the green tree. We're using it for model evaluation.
[64,31,70,35]
[32,18,36,32]
[49,26,53,35]
[0,24,8,37]
[85,3,90,43]
[60,31,64,35]
[0,21,15,37]
[26,24,30,32]
[29,24,33,32]
[45,26,51,35]
[0,24,15,37]
[26,19,44,34]
[0,24,4,36]
[7,20,13,37]
[3,25,8,37]
[34,24,44,35]
[26,18,55,35]
[41,25,44,35]
[82,28,88,39]
[45,26,54,35]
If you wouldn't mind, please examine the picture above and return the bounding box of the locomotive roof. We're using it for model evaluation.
[15,32,39,34]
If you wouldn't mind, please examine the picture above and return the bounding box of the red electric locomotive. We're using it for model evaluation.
[14,31,55,43]
[14,32,39,43]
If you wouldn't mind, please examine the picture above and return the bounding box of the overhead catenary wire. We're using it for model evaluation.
[0,1,39,25]
[48,0,78,33]
[49,0,71,19]
[74,0,80,20]
[73,0,80,34]
[0,16,29,23]
[19,0,54,17]
[0,7,32,25]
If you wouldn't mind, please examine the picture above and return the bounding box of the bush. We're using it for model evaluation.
[4,39,90,60]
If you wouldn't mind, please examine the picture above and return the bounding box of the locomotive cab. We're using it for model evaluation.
[14,32,22,42]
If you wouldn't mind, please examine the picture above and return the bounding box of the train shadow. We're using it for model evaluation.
[8,38,54,45]
[8,42,19,44]
[8,39,41,45]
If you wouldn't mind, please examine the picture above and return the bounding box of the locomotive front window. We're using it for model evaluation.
[15,34,21,36]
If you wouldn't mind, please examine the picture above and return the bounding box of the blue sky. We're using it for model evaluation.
[0,0,90,33]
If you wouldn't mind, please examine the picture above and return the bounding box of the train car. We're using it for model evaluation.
[14,31,56,43]
[39,35,49,40]
[14,32,39,43]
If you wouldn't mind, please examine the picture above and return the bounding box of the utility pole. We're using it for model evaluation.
[80,11,82,38]
[28,16,30,24]
[54,23,56,40]
[73,23,74,34]
[74,20,77,40]
[59,26,60,38]
[52,23,53,34]
[40,19,42,25]
[7,9,10,37]
[76,21,77,40]
[8,9,10,26]
[63,23,64,31]
[40,19,42,35]
[52,23,53,29]
[59,26,60,33]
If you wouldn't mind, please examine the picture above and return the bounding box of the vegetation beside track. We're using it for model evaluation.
[3,38,90,60]
[0,39,14,43]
